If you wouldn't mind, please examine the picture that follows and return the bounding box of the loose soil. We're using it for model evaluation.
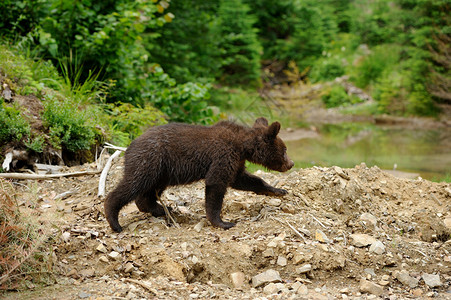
[1,157,451,299]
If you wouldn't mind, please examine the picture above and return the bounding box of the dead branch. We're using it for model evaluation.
[0,170,101,180]
[123,278,157,295]
[97,150,122,197]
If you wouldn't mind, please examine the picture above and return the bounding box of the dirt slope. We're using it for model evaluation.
[1,157,451,299]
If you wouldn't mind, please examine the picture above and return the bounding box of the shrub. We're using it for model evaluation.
[0,100,31,145]
[105,102,167,147]
[41,95,100,152]
[322,85,362,108]
[310,57,345,82]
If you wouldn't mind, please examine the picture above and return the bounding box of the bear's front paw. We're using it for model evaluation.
[267,188,288,196]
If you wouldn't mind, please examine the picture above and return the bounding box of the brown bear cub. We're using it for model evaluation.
[104,117,294,232]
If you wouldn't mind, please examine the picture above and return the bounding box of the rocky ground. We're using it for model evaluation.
[1,156,451,299]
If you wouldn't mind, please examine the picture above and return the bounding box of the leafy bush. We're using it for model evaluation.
[0,100,31,145]
[41,95,100,152]
[310,57,345,82]
[153,81,218,125]
[322,85,362,108]
[105,103,167,147]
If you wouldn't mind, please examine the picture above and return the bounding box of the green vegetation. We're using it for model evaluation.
[0,0,449,161]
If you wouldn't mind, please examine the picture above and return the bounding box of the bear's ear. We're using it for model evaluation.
[253,117,269,128]
[266,122,281,139]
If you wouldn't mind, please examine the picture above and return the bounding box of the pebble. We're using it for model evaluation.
[394,270,419,288]
[359,213,378,227]
[194,220,205,232]
[96,243,108,253]
[252,269,282,288]
[108,251,120,260]
[296,263,312,274]
[62,231,71,242]
[99,255,109,263]
[263,282,285,294]
[422,273,442,288]
[277,255,287,267]
[267,198,282,207]
[444,217,451,230]
[315,229,331,243]
[78,291,91,299]
[369,240,385,254]
[230,272,246,288]
[350,233,377,247]
[359,279,384,296]
[124,262,134,273]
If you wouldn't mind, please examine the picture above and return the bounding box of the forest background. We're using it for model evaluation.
[0,0,449,165]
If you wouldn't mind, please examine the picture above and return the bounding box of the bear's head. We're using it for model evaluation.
[246,117,294,172]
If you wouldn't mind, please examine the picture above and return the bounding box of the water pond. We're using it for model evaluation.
[284,123,451,181]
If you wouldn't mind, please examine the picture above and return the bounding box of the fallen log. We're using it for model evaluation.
[0,170,101,180]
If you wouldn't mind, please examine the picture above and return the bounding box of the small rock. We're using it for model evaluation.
[281,203,295,214]
[252,269,282,288]
[394,270,419,288]
[79,268,95,277]
[262,248,274,257]
[315,229,331,243]
[96,243,107,253]
[78,291,91,299]
[124,262,134,273]
[139,237,148,244]
[359,279,384,296]
[444,217,451,230]
[277,256,287,267]
[267,198,282,207]
[360,213,378,227]
[296,263,312,274]
[350,233,377,247]
[369,241,385,254]
[364,268,376,278]
[334,166,350,179]
[99,255,109,263]
[263,282,285,294]
[296,285,308,295]
[194,220,205,232]
[422,273,442,288]
[411,289,423,297]
[108,251,120,260]
[230,272,246,288]
[62,232,71,242]
[181,242,188,251]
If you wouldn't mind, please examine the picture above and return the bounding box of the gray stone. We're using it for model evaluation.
[296,263,312,274]
[422,273,442,288]
[108,251,120,260]
[360,213,378,227]
[296,284,309,295]
[359,279,384,296]
[78,291,91,299]
[350,233,377,247]
[315,229,331,243]
[394,270,419,288]
[124,262,134,273]
[230,272,246,288]
[263,282,285,294]
[96,243,107,253]
[252,269,282,288]
[369,240,385,254]
[277,255,287,267]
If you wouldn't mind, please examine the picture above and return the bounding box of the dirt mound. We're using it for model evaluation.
[1,159,451,299]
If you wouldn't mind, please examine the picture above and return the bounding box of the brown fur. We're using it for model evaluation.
[104,117,294,232]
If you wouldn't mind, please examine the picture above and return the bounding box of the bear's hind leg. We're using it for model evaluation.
[135,189,167,217]
[104,181,140,232]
